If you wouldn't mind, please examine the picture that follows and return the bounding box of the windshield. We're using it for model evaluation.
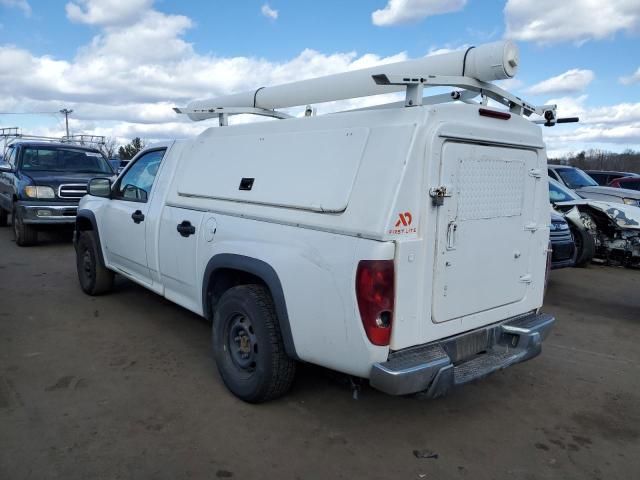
[555,167,598,189]
[21,147,113,174]
[620,179,640,190]
[549,178,581,202]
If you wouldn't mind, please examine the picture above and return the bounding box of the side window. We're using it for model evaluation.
[547,169,558,181]
[114,149,166,202]
[5,147,17,168]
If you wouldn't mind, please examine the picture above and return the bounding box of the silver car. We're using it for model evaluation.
[548,164,640,207]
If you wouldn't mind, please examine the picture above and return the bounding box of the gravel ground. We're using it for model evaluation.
[1,227,638,480]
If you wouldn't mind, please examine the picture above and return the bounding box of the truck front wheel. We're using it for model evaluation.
[13,206,37,246]
[212,284,296,403]
[76,231,114,295]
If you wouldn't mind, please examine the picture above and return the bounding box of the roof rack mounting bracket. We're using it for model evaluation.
[371,73,569,126]
[173,106,293,123]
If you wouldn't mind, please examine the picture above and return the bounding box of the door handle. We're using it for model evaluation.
[177,220,196,237]
[446,221,458,250]
[131,210,145,224]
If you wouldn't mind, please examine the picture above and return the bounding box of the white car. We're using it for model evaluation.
[549,178,640,267]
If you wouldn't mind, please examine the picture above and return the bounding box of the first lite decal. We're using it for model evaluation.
[389,211,417,235]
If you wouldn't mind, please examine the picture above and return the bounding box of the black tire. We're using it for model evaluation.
[12,205,37,246]
[571,225,595,268]
[76,230,114,295]
[212,284,296,403]
[0,208,7,227]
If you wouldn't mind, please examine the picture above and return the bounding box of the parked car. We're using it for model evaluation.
[608,176,640,191]
[549,178,640,267]
[549,211,577,269]
[548,164,640,207]
[584,170,640,186]
[0,141,115,246]
[108,158,130,175]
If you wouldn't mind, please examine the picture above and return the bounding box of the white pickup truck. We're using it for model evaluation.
[74,41,560,402]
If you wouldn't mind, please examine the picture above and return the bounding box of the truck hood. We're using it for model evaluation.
[555,199,640,229]
[24,171,112,185]
[575,185,640,200]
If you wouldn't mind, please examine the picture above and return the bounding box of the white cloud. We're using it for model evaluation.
[542,95,640,153]
[620,67,640,85]
[66,0,153,26]
[526,69,594,96]
[426,43,470,56]
[4,1,638,154]
[372,0,466,26]
[261,3,278,20]
[0,3,414,143]
[0,0,31,16]
[505,0,640,45]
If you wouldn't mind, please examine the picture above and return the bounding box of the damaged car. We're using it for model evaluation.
[549,178,640,267]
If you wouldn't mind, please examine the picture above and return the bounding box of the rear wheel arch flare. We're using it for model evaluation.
[202,254,298,360]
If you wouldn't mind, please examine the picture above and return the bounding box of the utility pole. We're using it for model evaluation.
[59,108,73,138]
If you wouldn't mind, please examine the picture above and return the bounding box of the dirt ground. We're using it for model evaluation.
[1,227,638,480]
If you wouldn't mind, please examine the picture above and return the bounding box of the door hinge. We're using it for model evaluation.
[519,274,532,284]
[528,168,543,179]
[429,185,452,206]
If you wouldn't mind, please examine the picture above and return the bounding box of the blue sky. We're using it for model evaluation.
[1,0,639,156]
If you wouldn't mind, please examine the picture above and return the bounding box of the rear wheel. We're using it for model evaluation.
[12,205,37,246]
[76,231,114,295]
[212,284,296,403]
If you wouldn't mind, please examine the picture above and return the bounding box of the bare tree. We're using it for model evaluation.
[549,149,640,174]
[101,137,118,159]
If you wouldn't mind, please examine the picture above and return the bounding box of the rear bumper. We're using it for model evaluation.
[369,312,555,397]
[16,201,78,225]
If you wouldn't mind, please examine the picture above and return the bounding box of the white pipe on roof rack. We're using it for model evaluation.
[185,41,518,119]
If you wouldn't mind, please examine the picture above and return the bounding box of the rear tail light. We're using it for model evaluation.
[355,260,395,346]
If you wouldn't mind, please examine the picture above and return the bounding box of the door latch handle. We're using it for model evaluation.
[177,220,196,237]
[131,210,145,224]
[446,221,457,250]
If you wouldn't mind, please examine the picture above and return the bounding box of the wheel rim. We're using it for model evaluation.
[226,313,258,372]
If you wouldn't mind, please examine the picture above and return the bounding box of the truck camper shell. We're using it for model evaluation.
[167,102,546,242]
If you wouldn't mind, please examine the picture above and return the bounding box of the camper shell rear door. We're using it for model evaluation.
[431,141,540,323]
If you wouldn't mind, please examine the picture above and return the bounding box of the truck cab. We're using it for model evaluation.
[0,141,114,245]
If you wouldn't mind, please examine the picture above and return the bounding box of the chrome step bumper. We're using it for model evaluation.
[369,312,555,397]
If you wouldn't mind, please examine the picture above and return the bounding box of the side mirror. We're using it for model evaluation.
[0,163,13,173]
[88,177,112,198]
